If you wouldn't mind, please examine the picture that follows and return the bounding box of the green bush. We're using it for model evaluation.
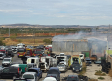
[95,70,106,76]
[43,39,51,44]
[98,77,105,80]
[0,40,5,45]
[0,37,5,40]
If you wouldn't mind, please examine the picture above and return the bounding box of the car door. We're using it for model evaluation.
[2,68,10,77]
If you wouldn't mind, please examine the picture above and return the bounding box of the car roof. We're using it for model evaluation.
[68,75,78,77]
[23,72,36,75]
[44,77,57,81]
[29,68,40,71]
[49,67,60,72]
[50,67,59,70]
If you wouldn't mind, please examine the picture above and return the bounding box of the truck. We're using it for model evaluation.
[27,57,40,68]
[79,54,84,62]
[56,53,68,67]
[68,55,82,68]
[25,48,33,57]
[82,51,97,62]
[33,49,43,57]
[72,55,82,66]
[41,56,53,67]
[17,48,26,58]
[17,43,25,49]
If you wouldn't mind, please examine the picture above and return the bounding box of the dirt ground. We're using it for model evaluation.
[85,63,112,81]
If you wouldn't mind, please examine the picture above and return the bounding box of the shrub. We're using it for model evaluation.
[10,36,16,40]
[0,37,5,40]
[88,79,98,81]
[95,70,106,76]
[43,39,51,44]
[98,77,105,80]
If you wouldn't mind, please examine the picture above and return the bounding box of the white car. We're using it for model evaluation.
[22,72,37,81]
[0,52,6,59]
[2,57,12,67]
[43,77,57,81]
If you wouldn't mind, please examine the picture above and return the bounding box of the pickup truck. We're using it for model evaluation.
[0,66,22,79]
[90,55,97,62]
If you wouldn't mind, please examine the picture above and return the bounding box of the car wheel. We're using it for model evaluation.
[13,76,16,79]
[40,74,42,78]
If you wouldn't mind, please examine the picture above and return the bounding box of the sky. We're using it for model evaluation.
[0,0,112,26]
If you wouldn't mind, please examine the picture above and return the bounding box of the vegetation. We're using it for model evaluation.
[95,70,106,76]
[10,36,16,40]
[43,39,51,44]
[79,62,87,75]
[98,77,105,80]
[0,40,5,45]
[109,70,112,77]
[88,79,98,81]
[0,37,5,40]
[18,39,22,43]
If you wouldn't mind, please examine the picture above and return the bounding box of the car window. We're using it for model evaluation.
[3,68,10,73]
[23,74,34,79]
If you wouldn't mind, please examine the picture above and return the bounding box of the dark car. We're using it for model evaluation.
[28,68,42,80]
[62,75,80,81]
[71,63,82,72]
[14,78,27,81]
[85,57,92,65]
[0,66,22,79]
[6,48,14,57]
[47,67,60,81]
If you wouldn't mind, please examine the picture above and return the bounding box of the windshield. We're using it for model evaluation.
[18,49,25,52]
[48,70,59,75]
[23,74,34,79]
[3,59,10,61]
[34,51,42,54]
[67,77,79,81]
[15,80,26,81]
[57,57,64,61]
[58,64,65,67]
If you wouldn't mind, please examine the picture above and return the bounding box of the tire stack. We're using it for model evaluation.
[101,59,111,74]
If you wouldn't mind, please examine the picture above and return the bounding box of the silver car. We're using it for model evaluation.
[0,52,6,59]
[57,63,67,72]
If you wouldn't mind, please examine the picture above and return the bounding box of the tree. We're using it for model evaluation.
[43,39,51,44]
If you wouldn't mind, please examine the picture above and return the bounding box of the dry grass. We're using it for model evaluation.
[3,38,52,46]
[79,62,87,75]
[95,70,106,76]
[88,79,98,81]
[109,70,112,77]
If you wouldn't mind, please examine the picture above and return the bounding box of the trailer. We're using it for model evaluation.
[27,57,40,68]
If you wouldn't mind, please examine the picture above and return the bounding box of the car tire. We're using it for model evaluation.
[40,74,42,78]
[13,76,16,79]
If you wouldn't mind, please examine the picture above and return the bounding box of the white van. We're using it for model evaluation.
[22,72,37,81]
[27,57,39,68]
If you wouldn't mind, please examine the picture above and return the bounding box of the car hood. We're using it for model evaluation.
[47,74,58,77]
[26,79,35,81]
[2,61,10,63]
